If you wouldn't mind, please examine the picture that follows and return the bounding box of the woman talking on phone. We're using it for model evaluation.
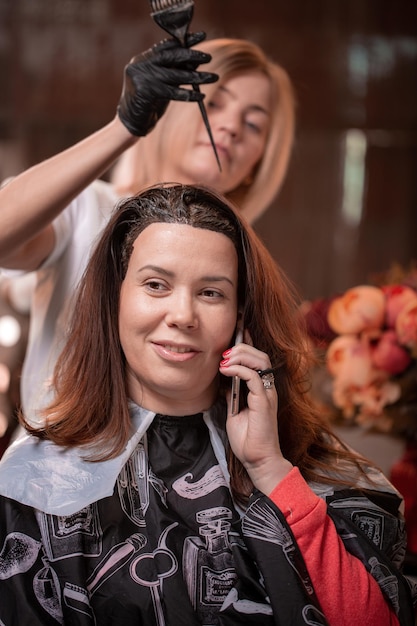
[0,33,295,428]
[0,184,415,625]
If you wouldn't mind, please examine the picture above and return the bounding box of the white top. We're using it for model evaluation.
[13,180,119,423]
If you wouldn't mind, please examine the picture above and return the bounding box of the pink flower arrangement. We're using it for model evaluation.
[323,284,417,433]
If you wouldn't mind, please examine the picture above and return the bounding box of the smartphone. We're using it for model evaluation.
[230,314,244,415]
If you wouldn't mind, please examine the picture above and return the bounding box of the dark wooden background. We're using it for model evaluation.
[1,0,416,300]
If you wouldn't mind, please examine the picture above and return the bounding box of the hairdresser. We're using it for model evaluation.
[0,184,415,624]
[0,32,295,426]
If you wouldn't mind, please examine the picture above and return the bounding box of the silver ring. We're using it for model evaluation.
[256,368,275,389]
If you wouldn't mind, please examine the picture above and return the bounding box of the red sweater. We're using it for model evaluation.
[269,467,400,626]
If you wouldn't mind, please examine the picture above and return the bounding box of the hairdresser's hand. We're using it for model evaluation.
[117,32,218,137]
[220,342,293,495]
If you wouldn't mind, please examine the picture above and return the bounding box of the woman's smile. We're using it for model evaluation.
[152,341,201,361]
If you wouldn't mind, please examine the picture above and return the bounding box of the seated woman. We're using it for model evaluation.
[0,184,415,625]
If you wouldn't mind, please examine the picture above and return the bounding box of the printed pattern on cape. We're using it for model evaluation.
[324,487,417,624]
[0,414,274,625]
[0,411,415,625]
[240,494,328,625]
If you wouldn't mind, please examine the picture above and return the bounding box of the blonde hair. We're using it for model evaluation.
[111,38,296,223]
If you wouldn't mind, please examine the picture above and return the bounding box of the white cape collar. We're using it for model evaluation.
[0,403,230,516]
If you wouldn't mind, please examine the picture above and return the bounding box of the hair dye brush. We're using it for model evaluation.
[147,0,221,170]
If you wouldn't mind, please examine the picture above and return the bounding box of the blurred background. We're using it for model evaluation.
[1,0,416,300]
[0,0,417,570]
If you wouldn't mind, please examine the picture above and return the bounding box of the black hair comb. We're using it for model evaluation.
[147,0,221,171]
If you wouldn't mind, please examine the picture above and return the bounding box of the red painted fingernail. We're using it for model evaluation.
[222,349,232,357]
[220,358,230,366]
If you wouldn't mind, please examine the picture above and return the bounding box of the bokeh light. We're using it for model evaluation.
[0,316,21,347]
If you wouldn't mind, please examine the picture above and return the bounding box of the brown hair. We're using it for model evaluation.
[111,37,296,224]
[24,184,370,502]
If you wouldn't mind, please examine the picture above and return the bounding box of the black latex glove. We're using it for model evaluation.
[117,31,218,137]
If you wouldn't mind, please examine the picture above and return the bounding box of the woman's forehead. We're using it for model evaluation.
[131,223,237,265]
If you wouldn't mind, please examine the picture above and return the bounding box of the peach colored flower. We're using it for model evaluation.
[351,380,401,416]
[395,298,417,356]
[318,279,417,435]
[331,375,400,419]
[325,334,401,418]
[370,329,412,375]
[383,284,417,328]
[326,335,376,387]
[327,285,385,335]
[331,381,357,418]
